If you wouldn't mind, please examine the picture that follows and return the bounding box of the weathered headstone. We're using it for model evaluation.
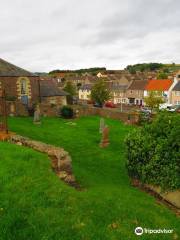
[33,104,41,124]
[99,118,105,133]
[100,125,110,148]
[9,102,15,117]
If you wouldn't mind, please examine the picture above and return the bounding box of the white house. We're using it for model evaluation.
[78,84,92,100]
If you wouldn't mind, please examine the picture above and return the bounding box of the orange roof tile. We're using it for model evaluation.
[145,79,173,91]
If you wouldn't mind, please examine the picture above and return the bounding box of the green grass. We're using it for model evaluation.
[0,116,179,240]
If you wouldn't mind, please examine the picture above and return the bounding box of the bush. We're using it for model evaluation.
[28,105,35,116]
[125,112,180,191]
[138,112,152,125]
[60,106,74,119]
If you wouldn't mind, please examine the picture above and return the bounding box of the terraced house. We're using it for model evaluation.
[171,81,180,105]
[126,80,148,105]
[144,79,173,103]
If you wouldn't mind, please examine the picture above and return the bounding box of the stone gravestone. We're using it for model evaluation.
[33,104,41,124]
[99,118,105,133]
[100,125,110,148]
[9,103,15,117]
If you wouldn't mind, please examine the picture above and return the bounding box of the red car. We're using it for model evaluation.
[105,102,116,108]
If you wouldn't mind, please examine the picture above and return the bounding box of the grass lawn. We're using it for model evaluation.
[0,116,179,240]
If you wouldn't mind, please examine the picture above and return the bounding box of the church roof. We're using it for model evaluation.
[40,80,69,97]
[0,58,35,77]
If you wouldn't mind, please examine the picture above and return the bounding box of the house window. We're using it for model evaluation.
[20,79,27,95]
[175,91,180,96]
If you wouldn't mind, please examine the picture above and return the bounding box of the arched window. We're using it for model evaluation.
[20,79,27,95]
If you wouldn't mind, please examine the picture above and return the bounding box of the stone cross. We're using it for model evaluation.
[33,104,41,124]
[99,118,105,133]
[100,125,110,148]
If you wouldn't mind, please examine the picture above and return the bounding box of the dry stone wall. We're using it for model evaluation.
[9,135,80,189]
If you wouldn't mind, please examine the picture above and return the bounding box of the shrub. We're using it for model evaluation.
[125,112,180,191]
[138,112,152,125]
[5,95,17,101]
[60,106,74,119]
[28,105,35,116]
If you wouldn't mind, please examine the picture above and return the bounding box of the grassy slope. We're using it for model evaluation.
[0,116,179,240]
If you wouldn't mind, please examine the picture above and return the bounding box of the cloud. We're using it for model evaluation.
[0,0,180,71]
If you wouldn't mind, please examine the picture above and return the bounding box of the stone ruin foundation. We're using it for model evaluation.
[9,135,81,190]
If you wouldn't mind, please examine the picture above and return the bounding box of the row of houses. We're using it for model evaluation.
[79,75,180,106]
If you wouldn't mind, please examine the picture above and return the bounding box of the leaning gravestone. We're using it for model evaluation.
[33,104,41,124]
[100,125,110,148]
[99,118,105,133]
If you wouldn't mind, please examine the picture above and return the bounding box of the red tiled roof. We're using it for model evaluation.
[145,79,173,91]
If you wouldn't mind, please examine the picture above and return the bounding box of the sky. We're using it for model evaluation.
[1,0,180,72]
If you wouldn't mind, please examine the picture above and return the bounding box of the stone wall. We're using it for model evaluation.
[132,179,180,210]
[39,103,60,117]
[0,101,28,116]
[73,105,139,124]
[41,96,67,106]
[9,135,79,188]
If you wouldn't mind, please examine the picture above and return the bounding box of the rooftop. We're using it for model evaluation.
[172,81,180,91]
[79,84,92,90]
[40,80,69,97]
[0,58,35,77]
[145,79,173,91]
[128,80,148,90]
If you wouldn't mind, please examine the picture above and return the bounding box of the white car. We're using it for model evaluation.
[141,107,152,114]
[167,105,180,112]
[159,103,172,110]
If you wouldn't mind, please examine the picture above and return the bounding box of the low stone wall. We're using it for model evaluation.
[2,101,29,116]
[9,135,79,188]
[146,184,180,209]
[132,179,180,210]
[73,105,139,124]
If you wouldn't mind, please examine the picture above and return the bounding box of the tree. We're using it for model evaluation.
[91,79,111,106]
[144,91,164,112]
[157,72,168,79]
[63,81,76,104]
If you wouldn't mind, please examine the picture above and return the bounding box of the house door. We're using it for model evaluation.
[21,95,28,105]
[129,98,135,104]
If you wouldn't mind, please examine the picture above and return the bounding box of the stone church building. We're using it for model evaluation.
[0,58,68,116]
[0,58,40,105]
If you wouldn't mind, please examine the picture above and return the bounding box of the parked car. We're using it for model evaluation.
[159,103,172,110]
[93,102,103,108]
[105,102,116,108]
[140,107,152,114]
[167,105,180,113]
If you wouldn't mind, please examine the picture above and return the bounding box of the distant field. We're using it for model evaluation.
[0,116,179,240]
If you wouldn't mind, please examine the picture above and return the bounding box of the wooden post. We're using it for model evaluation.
[0,89,8,134]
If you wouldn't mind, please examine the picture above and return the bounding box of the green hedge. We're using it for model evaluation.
[60,106,74,119]
[125,112,180,191]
